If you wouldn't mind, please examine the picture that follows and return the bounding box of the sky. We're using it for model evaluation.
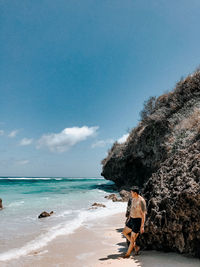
[1,0,200,177]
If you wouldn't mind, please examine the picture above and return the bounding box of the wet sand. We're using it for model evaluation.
[4,212,200,267]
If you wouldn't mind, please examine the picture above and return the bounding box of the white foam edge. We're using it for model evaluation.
[53,210,73,218]
[7,201,25,207]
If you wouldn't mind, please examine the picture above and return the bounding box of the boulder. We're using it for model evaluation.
[38,211,54,219]
[119,190,131,202]
[92,202,106,208]
[105,193,122,202]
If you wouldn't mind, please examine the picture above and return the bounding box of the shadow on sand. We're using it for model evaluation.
[116,228,123,233]
[99,230,135,262]
[99,229,200,267]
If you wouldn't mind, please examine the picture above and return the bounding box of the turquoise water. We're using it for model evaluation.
[0,177,126,262]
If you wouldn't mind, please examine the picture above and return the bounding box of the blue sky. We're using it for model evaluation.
[1,0,200,177]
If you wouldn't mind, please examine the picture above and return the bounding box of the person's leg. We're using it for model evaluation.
[124,232,139,258]
[133,219,141,254]
[134,243,140,255]
[122,226,132,242]
[134,232,140,255]
[132,237,140,255]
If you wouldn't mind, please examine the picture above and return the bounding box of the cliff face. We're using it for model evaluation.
[101,118,169,188]
[101,69,200,257]
[139,139,200,257]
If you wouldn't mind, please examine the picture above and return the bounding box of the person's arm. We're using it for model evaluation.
[125,198,131,219]
[140,199,147,234]
[140,211,146,233]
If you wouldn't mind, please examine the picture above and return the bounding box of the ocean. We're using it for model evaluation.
[0,177,126,263]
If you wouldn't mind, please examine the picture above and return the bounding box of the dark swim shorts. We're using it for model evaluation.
[126,217,141,233]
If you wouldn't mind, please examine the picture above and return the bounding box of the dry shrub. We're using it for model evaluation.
[156,93,170,107]
[140,96,157,121]
[176,108,200,133]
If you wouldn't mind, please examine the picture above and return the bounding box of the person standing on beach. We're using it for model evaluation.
[122,186,147,258]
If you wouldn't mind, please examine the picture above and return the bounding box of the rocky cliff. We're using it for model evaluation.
[101,69,200,257]
[139,139,200,257]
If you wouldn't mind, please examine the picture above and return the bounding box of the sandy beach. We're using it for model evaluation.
[4,212,199,267]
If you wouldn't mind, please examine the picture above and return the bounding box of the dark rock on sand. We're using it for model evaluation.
[38,211,54,219]
[101,69,200,257]
[0,198,3,209]
[105,193,122,202]
[119,190,131,202]
[104,190,130,202]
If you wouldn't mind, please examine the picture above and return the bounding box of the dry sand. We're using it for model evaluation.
[4,212,200,267]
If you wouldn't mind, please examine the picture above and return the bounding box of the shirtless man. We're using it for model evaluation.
[122,186,147,258]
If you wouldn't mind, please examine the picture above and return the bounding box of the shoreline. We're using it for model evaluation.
[5,212,200,267]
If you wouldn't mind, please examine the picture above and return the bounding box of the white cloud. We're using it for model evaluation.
[37,126,99,152]
[91,134,129,148]
[91,139,114,148]
[8,130,19,138]
[117,133,129,144]
[0,130,4,136]
[19,138,33,146]
[16,160,29,165]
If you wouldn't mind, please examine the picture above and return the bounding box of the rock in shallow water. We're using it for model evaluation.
[0,198,3,209]
[38,211,54,219]
[91,203,106,208]
[89,203,106,210]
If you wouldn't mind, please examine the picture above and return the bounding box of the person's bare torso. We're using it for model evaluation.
[130,195,146,218]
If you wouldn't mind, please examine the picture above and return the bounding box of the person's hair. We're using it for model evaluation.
[130,186,140,195]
